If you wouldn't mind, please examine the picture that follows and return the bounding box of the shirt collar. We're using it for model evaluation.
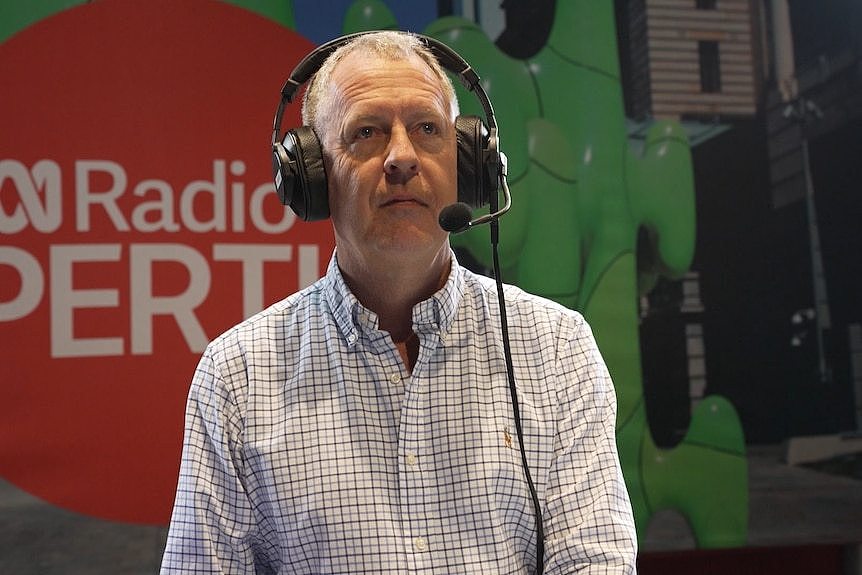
[323,249,464,346]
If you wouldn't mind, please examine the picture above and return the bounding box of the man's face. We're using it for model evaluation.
[318,51,458,271]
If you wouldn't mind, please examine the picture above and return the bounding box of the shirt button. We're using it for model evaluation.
[346,333,357,344]
[406,452,417,467]
[389,372,401,385]
[414,536,427,551]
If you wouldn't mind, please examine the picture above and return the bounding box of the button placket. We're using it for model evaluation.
[398,357,433,565]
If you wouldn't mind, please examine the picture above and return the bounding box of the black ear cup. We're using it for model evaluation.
[455,115,498,209]
[272,126,330,221]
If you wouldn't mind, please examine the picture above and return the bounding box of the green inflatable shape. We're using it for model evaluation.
[641,395,748,547]
[0,1,84,44]
[616,397,650,536]
[508,118,580,303]
[424,17,536,181]
[342,0,398,33]
[583,254,644,428]
[629,120,696,279]
[422,17,539,265]
[348,0,751,549]
[547,0,621,78]
[221,0,296,29]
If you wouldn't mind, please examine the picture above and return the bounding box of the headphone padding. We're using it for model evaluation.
[285,126,329,221]
[455,115,486,209]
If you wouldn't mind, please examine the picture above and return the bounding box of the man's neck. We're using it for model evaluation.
[337,247,451,342]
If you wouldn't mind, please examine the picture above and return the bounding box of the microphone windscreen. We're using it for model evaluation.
[439,202,472,232]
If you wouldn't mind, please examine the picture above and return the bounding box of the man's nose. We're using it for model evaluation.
[384,126,419,180]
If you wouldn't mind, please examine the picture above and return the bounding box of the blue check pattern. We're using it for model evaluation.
[161,251,637,574]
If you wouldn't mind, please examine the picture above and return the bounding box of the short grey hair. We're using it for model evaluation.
[300,31,460,137]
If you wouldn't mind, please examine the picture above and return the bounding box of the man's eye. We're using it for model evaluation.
[356,127,374,139]
[420,123,437,135]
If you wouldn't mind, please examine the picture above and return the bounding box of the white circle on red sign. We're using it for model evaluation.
[0,0,330,524]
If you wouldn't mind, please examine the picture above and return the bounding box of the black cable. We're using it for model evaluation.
[490,218,545,574]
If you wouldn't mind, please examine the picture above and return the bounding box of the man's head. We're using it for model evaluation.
[303,31,461,281]
[301,32,459,140]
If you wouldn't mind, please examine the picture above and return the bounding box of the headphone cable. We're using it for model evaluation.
[490,215,545,574]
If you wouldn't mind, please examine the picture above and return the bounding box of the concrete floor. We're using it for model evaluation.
[642,444,862,550]
[1,445,860,573]
[0,479,167,574]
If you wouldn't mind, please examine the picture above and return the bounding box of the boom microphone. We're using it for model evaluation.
[439,202,473,232]
[438,152,513,234]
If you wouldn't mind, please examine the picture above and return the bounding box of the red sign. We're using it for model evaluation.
[0,0,330,524]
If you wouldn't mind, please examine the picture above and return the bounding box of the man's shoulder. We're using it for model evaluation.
[460,267,585,326]
[207,279,328,352]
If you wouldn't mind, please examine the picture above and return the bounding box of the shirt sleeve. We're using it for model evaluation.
[160,346,266,575]
[542,314,638,574]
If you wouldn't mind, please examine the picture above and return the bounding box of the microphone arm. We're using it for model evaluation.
[466,169,512,230]
[440,152,512,234]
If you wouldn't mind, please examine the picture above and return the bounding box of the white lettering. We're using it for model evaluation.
[298,244,320,289]
[250,182,294,234]
[2,158,293,234]
[130,244,210,355]
[50,244,123,358]
[75,160,130,232]
[230,160,246,232]
[213,244,294,319]
[0,246,44,321]
[180,160,227,232]
[3,241,324,357]
[131,179,180,232]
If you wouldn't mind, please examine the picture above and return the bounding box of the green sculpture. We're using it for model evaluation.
[343,0,748,547]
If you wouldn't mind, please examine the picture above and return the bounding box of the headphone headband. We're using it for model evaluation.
[282,32,479,98]
[272,31,497,144]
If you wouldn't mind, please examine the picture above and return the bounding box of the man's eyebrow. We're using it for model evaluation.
[342,111,388,126]
[403,106,449,122]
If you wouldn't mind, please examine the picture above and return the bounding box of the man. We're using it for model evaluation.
[161,31,637,574]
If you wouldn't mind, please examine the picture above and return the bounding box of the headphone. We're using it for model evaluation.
[271,31,502,222]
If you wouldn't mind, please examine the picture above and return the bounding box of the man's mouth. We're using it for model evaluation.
[381,194,426,207]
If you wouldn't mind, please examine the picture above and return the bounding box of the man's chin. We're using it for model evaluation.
[373,229,449,260]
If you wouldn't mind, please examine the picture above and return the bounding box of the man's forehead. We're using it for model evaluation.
[327,53,446,105]
[315,48,457,134]
[331,50,435,80]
